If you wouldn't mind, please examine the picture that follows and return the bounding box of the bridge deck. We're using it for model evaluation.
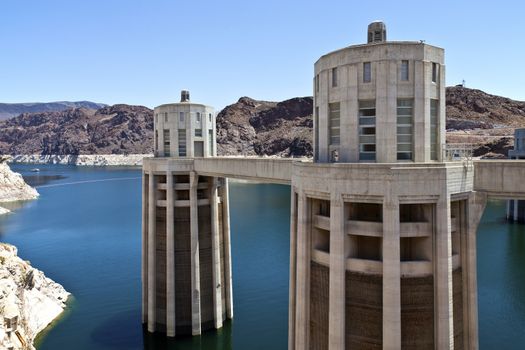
[144,158,525,199]
[473,160,525,199]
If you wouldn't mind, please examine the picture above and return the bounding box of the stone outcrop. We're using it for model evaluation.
[0,162,39,214]
[0,243,69,350]
[216,96,313,157]
[8,154,152,167]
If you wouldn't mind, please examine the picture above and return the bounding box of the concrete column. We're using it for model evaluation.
[141,172,148,324]
[413,60,425,163]
[294,192,310,349]
[435,194,454,349]
[288,189,297,350]
[221,178,234,319]
[328,197,346,350]
[465,192,486,350]
[189,172,201,335]
[147,173,157,332]
[158,129,165,157]
[382,197,401,350]
[210,178,224,329]
[514,200,519,221]
[166,172,176,336]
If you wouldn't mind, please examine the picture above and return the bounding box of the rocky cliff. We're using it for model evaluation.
[0,244,69,350]
[0,104,153,155]
[0,162,39,214]
[217,96,313,157]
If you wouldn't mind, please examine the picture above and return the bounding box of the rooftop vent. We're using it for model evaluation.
[180,90,190,102]
[367,21,386,43]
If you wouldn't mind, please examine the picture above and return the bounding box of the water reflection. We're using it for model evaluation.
[142,323,232,350]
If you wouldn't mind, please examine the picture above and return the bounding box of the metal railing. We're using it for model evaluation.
[442,143,474,162]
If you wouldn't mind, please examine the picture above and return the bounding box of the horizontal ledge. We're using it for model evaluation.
[156,182,208,190]
[156,199,210,207]
[311,249,330,266]
[400,222,431,237]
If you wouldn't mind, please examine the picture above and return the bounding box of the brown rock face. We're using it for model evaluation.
[216,96,313,157]
[446,86,525,129]
[0,105,153,155]
[445,86,525,157]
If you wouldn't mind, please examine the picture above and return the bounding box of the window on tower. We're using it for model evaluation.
[363,62,371,83]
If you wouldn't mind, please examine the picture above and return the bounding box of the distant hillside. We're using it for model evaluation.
[217,96,313,157]
[0,105,153,155]
[0,87,523,158]
[445,86,525,157]
[0,101,107,120]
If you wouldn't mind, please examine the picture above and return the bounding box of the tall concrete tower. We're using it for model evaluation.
[289,22,481,350]
[142,91,233,336]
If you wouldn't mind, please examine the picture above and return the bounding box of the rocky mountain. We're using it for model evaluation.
[0,101,106,121]
[445,86,525,157]
[0,87,523,159]
[217,96,313,157]
[0,104,153,155]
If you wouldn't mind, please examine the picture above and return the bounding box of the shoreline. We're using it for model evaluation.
[5,154,152,167]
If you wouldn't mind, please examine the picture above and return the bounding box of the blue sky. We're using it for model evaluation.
[1,0,524,109]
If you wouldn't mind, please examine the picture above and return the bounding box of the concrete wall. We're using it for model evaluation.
[289,161,477,350]
[474,160,525,199]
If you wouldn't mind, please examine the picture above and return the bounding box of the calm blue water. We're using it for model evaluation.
[0,164,523,349]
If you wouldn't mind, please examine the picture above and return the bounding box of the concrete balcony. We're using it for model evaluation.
[313,215,330,231]
[401,260,432,276]
[157,199,210,207]
[399,222,432,237]
[311,248,330,267]
[347,220,383,237]
[346,258,382,274]
[156,182,208,190]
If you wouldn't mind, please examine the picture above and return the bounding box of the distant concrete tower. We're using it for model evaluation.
[153,90,216,157]
[367,21,387,43]
[143,91,233,337]
[507,128,525,222]
[314,21,445,163]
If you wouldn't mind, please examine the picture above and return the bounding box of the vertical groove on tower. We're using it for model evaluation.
[328,197,345,349]
[210,177,223,328]
[142,173,149,324]
[221,178,234,319]
[147,173,157,332]
[190,172,201,335]
[166,172,176,336]
[288,190,298,350]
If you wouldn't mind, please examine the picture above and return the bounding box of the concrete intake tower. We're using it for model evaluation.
[143,22,525,350]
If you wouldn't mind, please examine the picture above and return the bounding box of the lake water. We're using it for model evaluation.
[0,164,523,349]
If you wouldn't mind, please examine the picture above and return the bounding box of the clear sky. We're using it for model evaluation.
[1,0,524,110]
